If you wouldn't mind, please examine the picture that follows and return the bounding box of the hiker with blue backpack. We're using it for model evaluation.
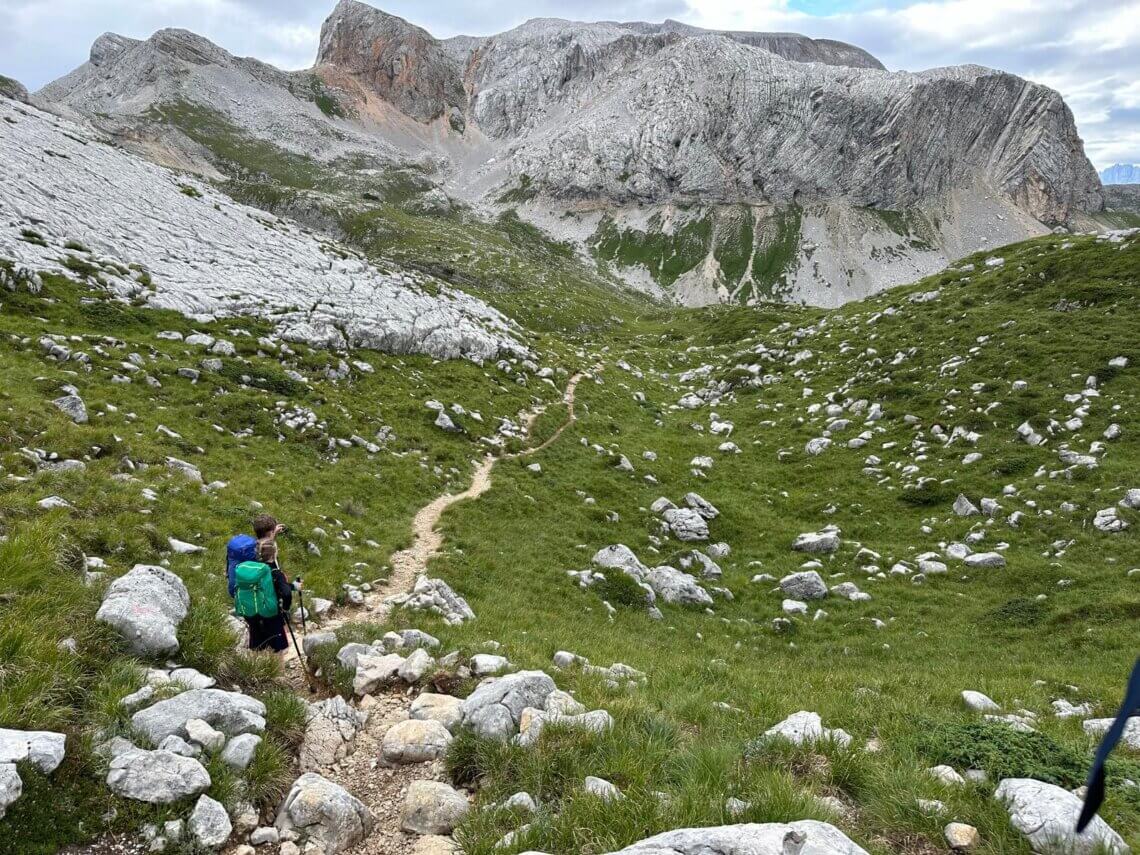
[226,514,296,653]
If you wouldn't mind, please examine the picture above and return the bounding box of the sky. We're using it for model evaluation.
[1,0,1137,171]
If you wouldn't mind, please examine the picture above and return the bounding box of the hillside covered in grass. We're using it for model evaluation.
[1,220,1138,855]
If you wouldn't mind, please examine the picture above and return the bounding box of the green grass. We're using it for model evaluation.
[1,186,1139,852]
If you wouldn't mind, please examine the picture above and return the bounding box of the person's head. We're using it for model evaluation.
[253,514,279,540]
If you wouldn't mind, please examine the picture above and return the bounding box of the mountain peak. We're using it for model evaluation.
[316,0,464,126]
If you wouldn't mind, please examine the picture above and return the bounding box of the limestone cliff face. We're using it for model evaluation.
[315,0,465,127]
[30,1,1106,307]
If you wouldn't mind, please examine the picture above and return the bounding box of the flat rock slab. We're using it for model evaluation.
[994,778,1128,855]
[95,564,190,656]
[601,820,870,854]
[131,688,267,744]
[106,748,211,803]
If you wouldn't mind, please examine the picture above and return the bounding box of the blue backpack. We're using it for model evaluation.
[226,534,259,597]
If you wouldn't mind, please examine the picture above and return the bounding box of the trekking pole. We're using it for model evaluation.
[297,581,307,635]
[282,611,317,694]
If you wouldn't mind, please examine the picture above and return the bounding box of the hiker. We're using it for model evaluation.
[228,514,294,653]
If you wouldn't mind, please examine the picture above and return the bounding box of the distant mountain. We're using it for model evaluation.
[33,0,1106,307]
[1101,164,1140,185]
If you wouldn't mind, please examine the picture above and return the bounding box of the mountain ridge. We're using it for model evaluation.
[31,0,1107,308]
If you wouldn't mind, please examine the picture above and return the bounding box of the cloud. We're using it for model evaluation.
[1,0,1136,169]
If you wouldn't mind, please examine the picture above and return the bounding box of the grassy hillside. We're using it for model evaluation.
[1,214,1139,853]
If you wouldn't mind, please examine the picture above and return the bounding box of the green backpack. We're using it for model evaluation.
[232,561,279,619]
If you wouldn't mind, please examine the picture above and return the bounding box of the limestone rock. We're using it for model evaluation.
[646,566,713,606]
[276,772,373,855]
[131,688,267,744]
[106,748,211,803]
[300,696,365,771]
[0,728,66,773]
[763,711,851,747]
[0,99,523,364]
[780,571,828,600]
[601,820,870,854]
[410,693,464,733]
[188,794,232,849]
[662,508,709,541]
[381,718,453,765]
[401,780,469,835]
[460,670,557,740]
[994,778,1128,854]
[792,528,841,554]
[95,565,190,656]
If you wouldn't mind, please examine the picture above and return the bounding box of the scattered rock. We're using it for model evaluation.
[401,780,469,835]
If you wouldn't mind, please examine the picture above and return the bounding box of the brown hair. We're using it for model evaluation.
[252,514,278,539]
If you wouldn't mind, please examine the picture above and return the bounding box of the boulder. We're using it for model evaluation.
[471,653,509,676]
[401,780,469,835]
[95,565,190,656]
[662,508,710,541]
[399,648,437,682]
[397,577,475,624]
[953,494,980,516]
[601,820,869,854]
[1083,717,1140,750]
[684,492,720,520]
[51,393,88,424]
[300,696,365,771]
[381,719,452,765]
[0,764,22,820]
[592,544,649,579]
[410,693,464,732]
[188,794,232,849]
[994,778,1128,854]
[0,728,66,773]
[646,566,713,606]
[791,528,840,554]
[460,671,557,740]
[106,748,211,803]
[961,690,1000,713]
[276,773,373,855]
[131,688,267,744]
[780,571,828,600]
[944,822,980,850]
[964,552,1006,569]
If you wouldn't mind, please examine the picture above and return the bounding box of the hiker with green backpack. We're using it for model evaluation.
[227,514,294,653]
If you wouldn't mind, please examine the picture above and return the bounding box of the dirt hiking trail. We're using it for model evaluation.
[282,369,589,668]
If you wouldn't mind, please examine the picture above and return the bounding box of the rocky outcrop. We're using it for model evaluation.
[315,0,464,127]
[30,2,1104,309]
[131,688,267,744]
[0,98,524,362]
[0,75,27,103]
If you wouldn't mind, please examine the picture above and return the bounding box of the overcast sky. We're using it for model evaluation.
[1,0,1137,170]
